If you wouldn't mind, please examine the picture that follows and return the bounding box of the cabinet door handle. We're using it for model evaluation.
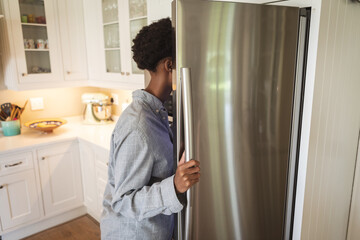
[41,157,46,160]
[0,184,6,189]
[125,72,130,76]
[106,162,109,166]
[66,71,71,74]
[5,161,23,168]
[22,73,27,76]
[120,72,125,75]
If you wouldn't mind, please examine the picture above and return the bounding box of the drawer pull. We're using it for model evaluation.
[106,162,109,166]
[5,161,23,168]
[0,185,5,189]
[41,157,46,160]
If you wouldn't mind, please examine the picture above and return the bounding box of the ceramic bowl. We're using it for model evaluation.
[24,119,67,133]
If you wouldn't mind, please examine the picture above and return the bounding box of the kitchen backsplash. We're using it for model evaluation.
[99,88,132,117]
[0,87,132,123]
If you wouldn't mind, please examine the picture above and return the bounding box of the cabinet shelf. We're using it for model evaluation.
[25,49,49,52]
[103,21,119,26]
[129,16,147,21]
[22,23,47,27]
[104,48,120,50]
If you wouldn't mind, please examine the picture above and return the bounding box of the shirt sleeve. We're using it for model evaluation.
[110,129,183,221]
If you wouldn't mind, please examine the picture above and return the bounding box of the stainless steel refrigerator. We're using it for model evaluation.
[172,1,310,239]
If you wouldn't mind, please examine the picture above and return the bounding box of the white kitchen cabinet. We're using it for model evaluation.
[0,170,41,231]
[0,4,5,90]
[84,0,147,90]
[95,163,107,217]
[78,140,109,220]
[84,0,171,90]
[84,0,174,90]
[0,151,41,232]
[5,0,63,85]
[37,141,83,217]
[0,151,34,177]
[95,146,109,217]
[57,0,88,81]
[0,0,88,90]
[79,140,97,215]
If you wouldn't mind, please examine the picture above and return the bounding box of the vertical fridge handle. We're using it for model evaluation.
[180,67,193,240]
[181,68,194,162]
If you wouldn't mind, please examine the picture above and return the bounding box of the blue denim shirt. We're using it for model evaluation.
[100,90,183,240]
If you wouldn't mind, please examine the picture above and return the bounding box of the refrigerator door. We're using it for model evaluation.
[174,0,301,239]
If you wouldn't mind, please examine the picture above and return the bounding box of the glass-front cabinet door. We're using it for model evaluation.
[8,0,61,83]
[128,0,147,75]
[98,0,147,88]
[102,0,122,74]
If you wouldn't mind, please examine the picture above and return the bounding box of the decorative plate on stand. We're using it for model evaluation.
[24,119,67,133]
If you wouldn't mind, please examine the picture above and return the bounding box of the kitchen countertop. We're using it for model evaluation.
[0,116,117,154]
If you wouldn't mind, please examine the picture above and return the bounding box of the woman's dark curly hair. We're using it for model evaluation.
[132,18,173,72]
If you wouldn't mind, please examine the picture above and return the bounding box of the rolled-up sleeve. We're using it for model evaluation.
[110,129,183,221]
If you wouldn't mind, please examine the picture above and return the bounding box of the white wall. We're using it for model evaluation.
[300,0,360,239]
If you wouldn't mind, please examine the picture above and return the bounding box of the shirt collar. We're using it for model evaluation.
[132,89,165,114]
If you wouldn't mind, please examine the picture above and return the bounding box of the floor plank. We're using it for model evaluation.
[22,215,100,240]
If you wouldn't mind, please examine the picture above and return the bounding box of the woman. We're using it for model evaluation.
[100,18,200,240]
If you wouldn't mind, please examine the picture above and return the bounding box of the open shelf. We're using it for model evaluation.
[103,21,119,26]
[104,48,120,50]
[129,16,146,21]
[22,23,46,27]
[25,49,49,52]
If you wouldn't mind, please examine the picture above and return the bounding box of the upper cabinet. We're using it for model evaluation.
[7,0,62,85]
[0,0,88,90]
[84,0,171,90]
[84,0,148,90]
[0,0,171,91]
[57,0,88,81]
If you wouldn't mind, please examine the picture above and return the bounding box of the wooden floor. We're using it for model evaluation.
[22,215,100,240]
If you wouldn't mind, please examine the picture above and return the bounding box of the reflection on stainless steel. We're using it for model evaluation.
[175,0,302,239]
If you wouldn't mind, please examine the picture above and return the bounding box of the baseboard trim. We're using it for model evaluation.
[1,206,87,240]
[85,207,100,222]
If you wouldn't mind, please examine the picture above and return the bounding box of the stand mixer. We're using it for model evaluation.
[82,93,113,124]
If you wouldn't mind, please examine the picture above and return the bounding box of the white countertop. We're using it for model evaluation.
[0,116,117,154]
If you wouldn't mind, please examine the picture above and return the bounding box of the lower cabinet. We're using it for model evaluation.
[0,138,108,236]
[79,140,109,220]
[37,141,83,216]
[0,169,41,231]
[0,140,83,235]
[79,140,97,213]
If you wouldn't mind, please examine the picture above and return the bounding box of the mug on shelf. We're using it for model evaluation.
[25,39,35,49]
[36,39,44,49]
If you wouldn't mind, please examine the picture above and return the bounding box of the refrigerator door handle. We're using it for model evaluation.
[181,67,194,240]
[181,68,194,163]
